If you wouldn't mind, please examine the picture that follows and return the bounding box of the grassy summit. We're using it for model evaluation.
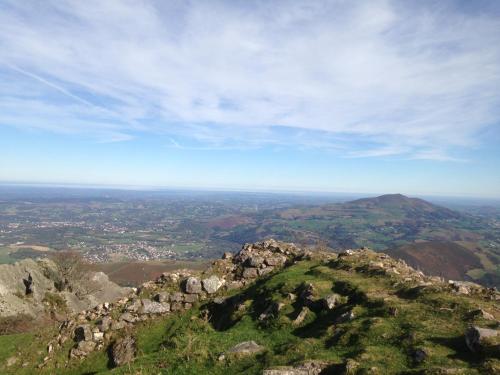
[1,243,499,374]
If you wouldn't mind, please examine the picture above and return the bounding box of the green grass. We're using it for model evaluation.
[2,255,498,374]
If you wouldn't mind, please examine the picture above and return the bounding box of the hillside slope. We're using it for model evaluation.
[1,241,499,374]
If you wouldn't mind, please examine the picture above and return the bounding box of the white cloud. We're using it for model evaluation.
[0,0,499,158]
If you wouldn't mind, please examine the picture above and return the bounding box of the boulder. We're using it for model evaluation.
[112,336,136,367]
[74,324,92,342]
[293,307,309,326]
[227,341,265,357]
[246,256,265,267]
[202,275,224,294]
[265,255,287,267]
[184,277,202,294]
[263,361,329,375]
[465,326,500,353]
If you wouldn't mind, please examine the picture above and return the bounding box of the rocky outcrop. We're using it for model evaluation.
[465,326,500,354]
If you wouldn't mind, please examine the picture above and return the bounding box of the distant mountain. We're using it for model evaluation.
[345,194,462,220]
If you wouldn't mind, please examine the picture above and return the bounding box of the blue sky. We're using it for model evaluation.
[1,0,499,197]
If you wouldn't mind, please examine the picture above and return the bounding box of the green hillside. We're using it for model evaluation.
[1,241,498,374]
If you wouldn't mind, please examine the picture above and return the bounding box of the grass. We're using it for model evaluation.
[2,255,498,374]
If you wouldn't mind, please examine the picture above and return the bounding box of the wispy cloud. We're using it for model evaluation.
[0,0,499,159]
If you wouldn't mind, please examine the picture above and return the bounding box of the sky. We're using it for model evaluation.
[0,0,499,198]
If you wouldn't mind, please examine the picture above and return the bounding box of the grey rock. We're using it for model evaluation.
[258,267,274,276]
[112,336,136,367]
[74,324,92,342]
[222,252,233,259]
[70,340,96,358]
[125,299,141,313]
[97,316,112,332]
[242,267,259,279]
[263,360,328,375]
[154,292,169,303]
[110,320,126,331]
[465,326,500,352]
[184,277,202,294]
[202,275,223,294]
[184,293,199,303]
[170,292,184,302]
[246,256,264,267]
[265,255,287,267]
[227,341,265,356]
[119,312,137,323]
[322,294,341,310]
[293,307,309,326]
[140,299,170,314]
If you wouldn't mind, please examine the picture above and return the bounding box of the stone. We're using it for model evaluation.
[112,336,136,367]
[344,359,359,374]
[119,312,136,323]
[74,324,92,342]
[227,341,265,357]
[93,331,104,342]
[258,267,274,276]
[140,299,170,314]
[110,320,126,331]
[246,256,265,267]
[411,348,428,364]
[184,293,199,303]
[126,299,141,313]
[293,307,309,326]
[265,255,286,267]
[70,340,96,358]
[467,309,496,321]
[97,316,112,332]
[322,294,341,310]
[6,356,18,367]
[202,275,224,294]
[184,277,202,294]
[154,292,169,303]
[335,311,355,323]
[222,252,233,259]
[171,302,183,312]
[170,292,184,302]
[465,326,500,353]
[242,267,259,279]
[263,361,329,375]
[227,281,244,290]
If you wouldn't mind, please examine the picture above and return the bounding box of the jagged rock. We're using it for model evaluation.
[93,331,104,342]
[140,299,170,314]
[227,341,265,357]
[265,255,287,267]
[246,256,265,267]
[222,252,233,260]
[154,292,169,303]
[119,312,136,323]
[184,277,202,294]
[242,267,259,279]
[97,316,112,332]
[293,307,309,326]
[111,336,136,367]
[258,267,274,276]
[322,294,341,310]
[202,275,224,294]
[74,324,92,342]
[465,326,500,353]
[299,283,316,305]
[70,340,96,358]
[170,292,184,302]
[125,299,141,313]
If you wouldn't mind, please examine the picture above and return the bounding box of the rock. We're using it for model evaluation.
[119,312,136,323]
[111,336,136,367]
[6,356,18,367]
[227,281,244,290]
[259,302,284,321]
[335,310,355,323]
[344,359,359,374]
[258,267,275,276]
[140,299,170,314]
[74,324,92,342]
[263,361,328,375]
[170,292,184,302]
[70,340,96,358]
[242,267,259,279]
[110,320,126,331]
[467,309,496,321]
[154,292,169,303]
[246,256,265,267]
[322,294,341,310]
[293,307,309,326]
[184,293,199,303]
[222,252,233,260]
[93,331,104,342]
[184,277,202,294]
[265,255,287,267]
[227,341,265,357]
[171,302,183,312]
[126,299,141,313]
[202,275,224,294]
[465,326,500,353]
[97,316,112,332]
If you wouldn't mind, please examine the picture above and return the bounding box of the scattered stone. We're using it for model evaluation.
[227,341,265,357]
[111,336,136,367]
[202,275,224,294]
[93,332,104,342]
[184,277,202,294]
[140,299,170,314]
